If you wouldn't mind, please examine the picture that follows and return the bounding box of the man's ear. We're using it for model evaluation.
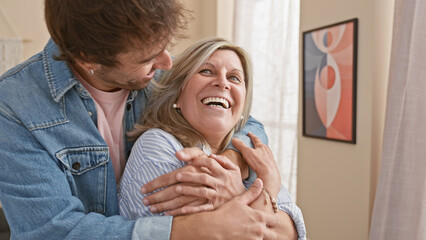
[74,51,102,72]
[74,58,101,73]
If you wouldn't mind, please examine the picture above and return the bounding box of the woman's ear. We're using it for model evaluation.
[174,97,181,109]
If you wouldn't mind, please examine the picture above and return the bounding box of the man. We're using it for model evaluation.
[0,0,305,239]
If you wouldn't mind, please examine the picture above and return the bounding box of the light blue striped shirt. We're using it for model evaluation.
[118,128,306,239]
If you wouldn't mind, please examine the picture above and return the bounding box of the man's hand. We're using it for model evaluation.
[171,178,279,240]
[141,147,245,215]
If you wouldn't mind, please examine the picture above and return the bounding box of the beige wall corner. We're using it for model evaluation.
[172,0,234,55]
[0,0,49,61]
[370,0,394,228]
[298,0,393,239]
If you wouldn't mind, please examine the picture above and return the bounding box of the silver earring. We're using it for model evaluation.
[173,103,178,109]
[89,69,94,75]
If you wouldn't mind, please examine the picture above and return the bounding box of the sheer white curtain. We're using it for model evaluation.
[0,6,23,75]
[0,38,23,75]
[369,0,426,239]
[233,0,300,199]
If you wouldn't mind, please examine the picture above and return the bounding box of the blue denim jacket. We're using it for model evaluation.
[0,39,269,240]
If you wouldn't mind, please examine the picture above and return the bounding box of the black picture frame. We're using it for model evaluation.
[302,18,358,143]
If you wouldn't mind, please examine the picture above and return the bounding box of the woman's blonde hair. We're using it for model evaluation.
[128,37,253,153]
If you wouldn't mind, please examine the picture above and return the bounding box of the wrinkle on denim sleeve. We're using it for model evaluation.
[132,216,173,240]
[227,115,269,152]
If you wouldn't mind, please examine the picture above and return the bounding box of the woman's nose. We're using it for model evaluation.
[153,49,172,70]
[212,72,230,90]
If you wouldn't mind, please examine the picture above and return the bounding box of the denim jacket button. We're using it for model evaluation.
[72,162,81,170]
[88,111,92,116]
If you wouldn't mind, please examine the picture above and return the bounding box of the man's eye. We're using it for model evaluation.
[138,57,155,65]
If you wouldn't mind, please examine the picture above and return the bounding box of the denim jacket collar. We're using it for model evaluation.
[43,39,140,103]
[43,39,81,102]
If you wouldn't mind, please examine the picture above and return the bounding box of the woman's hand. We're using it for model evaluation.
[232,132,281,197]
[141,147,245,215]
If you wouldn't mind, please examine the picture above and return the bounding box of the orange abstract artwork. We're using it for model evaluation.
[303,19,357,143]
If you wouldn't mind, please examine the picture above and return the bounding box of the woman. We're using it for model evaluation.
[118,38,304,239]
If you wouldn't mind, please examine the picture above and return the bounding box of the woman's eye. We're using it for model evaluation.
[199,69,212,75]
[228,75,242,83]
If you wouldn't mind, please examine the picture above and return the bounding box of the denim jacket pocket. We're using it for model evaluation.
[56,147,109,214]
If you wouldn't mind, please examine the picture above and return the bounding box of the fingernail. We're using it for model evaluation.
[141,187,147,194]
[150,206,157,213]
[143,198,150,206]
[176,185,182,192]
[176,173,182,180]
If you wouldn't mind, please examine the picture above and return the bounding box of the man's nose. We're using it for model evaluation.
[153,49,172,70]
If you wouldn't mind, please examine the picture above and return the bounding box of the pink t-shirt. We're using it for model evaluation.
[74,71,129,182]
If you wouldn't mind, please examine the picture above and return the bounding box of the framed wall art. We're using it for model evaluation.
[302,18,358,143]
